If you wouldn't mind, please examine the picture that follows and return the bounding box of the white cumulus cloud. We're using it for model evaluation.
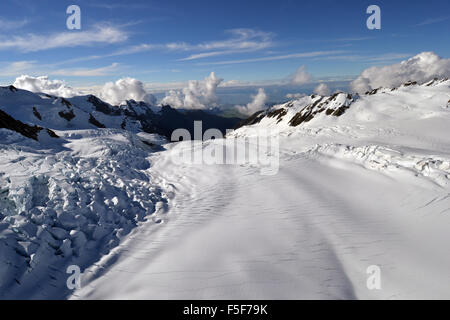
[290,65,312,85]
[161,72,223,109]
[350,52,450,93]
[235,88,268,116]
[314,83,331,96]
[100,77,156,106]
[13,75,80,97]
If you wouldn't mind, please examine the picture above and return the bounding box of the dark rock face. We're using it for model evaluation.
[289,96,326,127]
[80,97,242,139]
[235,93,356,130]
[140,105,241,139]
[267,108,287,123]
[183,109,241,137]
[33,107,42,121]
[88,114,106,128]
[58,110,75,121]
[234,110,266,130]
[403,81,417,87]
[46,128,59,138]
[289,93,353,127]
[426,78,448,87]
[332,104,350,117]
[57,97,77,121]
[289,111,315,126]
[0,109,58,140]
[87,95,121,116]
[366,88,381,95]
[0,89,241,142]
[59,98,72,108]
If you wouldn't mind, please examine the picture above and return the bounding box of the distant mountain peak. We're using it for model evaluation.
[0,86,241,142]
[233,78,450,134]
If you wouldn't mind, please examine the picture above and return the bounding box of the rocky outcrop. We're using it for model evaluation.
[0,109,58,140]
[58,110,75,121]
[88,114,106,128]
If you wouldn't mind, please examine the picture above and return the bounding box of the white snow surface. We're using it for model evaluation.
[0,128,168,299]
[1,79,450,299]
[68,80,450,299]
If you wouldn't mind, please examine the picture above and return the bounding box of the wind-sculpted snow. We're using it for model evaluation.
[0,129,168,299]
[73,134,450,299]
[308,144,450,187]
[70,78,450,299]
[1,79,450,299]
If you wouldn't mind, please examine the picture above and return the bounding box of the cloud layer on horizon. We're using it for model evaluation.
[350,52,450,93]
[13,51,450,110]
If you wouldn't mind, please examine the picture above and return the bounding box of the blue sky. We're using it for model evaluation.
[0,0,449,103]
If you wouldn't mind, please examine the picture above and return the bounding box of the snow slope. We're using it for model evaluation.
[71,80,450,299]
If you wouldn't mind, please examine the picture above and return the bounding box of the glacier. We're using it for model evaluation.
[0,79,450,299]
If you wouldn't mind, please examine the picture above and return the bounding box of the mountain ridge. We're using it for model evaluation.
[233,78,450,133]
[0,86,241,142]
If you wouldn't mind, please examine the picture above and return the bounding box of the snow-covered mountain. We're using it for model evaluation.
[233,78,450,135]
[0,85,241,141]
[1,78,450,299]
[229,79,450,189]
